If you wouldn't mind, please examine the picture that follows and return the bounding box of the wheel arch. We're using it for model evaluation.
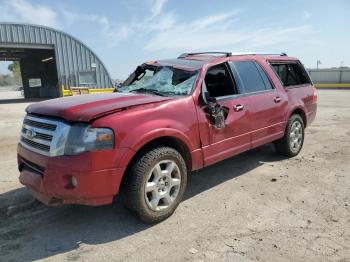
[119,135,193,192]
[132,136,192,170]
[288,107,307,127]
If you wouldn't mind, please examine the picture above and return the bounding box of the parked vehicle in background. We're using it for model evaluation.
[17,52,317,223]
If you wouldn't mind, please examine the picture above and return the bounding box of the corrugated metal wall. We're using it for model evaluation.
[0,23,113,89]
[308,68,350,84]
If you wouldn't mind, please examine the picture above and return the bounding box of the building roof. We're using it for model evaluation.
[0,22,112,88]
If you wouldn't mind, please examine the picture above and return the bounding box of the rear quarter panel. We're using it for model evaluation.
[263,58,317,127]
[284,85,317,126]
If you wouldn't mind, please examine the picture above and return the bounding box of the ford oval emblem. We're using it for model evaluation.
[26,129,36,139]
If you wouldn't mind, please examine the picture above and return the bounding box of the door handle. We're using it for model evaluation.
[233,104,244,111]
[274,96,281,103]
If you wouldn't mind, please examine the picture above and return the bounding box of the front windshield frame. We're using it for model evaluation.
[119,64,200,97]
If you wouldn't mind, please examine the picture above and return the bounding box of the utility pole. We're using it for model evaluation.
[316,60,321,69]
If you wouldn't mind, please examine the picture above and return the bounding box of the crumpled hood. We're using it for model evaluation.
[26,92,173,122]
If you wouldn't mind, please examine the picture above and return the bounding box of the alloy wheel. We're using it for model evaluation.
[144,160,182,211]
[290,120,303,152]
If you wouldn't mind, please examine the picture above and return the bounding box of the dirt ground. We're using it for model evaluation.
[0,90,349,262]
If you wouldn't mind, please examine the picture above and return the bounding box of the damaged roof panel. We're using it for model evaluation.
[155,58,208,70]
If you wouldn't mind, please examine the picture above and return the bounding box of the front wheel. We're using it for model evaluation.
[275,114,304,157]
[123,147,187,223]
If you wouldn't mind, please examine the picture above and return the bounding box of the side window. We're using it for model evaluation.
[205,63,236,98]
[229,61,270,94]
[271,62,310,87]
[255,63,273,90]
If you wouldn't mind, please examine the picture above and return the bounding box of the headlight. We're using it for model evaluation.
[64,124,114,155]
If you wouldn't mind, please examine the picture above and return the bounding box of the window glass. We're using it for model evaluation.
[79,71,97,85]
[271,62,310,87]
[204,63,236,97]
[130,68,155,86]
[28,78,41,87]
[229,61,267,93]
[120,67,198,96]
[256,63,273,90]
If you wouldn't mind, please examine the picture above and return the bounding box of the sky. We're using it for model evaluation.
[0,0,349,78]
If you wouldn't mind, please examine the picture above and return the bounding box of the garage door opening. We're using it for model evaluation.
[0,46,59,101]
[0,60,23,100]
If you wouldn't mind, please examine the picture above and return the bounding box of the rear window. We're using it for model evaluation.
[271,62,310,87]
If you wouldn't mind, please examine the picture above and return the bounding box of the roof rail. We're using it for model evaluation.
[230,52,288,56]
[178,52,287,59]
[178,52,232,59]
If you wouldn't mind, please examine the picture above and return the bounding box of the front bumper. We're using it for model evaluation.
[17,144,130,206]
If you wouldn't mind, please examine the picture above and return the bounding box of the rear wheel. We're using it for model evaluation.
[275,114,304,157]
[123,147,187,223]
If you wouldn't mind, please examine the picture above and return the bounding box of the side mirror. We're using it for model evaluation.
[203,91,227,129]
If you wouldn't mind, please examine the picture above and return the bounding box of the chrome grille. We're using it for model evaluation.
[20,115,70,156]
[21,137,51,152]
[23,118,57,131]
[22,127,53,141]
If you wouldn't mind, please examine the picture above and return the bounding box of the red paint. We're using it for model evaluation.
[26,92,173,122]
[18,54,317,206]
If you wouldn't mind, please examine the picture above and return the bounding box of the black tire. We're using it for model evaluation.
[123,147,187,223]
[275,114,304,157]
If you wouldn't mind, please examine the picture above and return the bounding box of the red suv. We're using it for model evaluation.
[18,52,317,222]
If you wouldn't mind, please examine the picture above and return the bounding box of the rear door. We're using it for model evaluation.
[229,61,287,148]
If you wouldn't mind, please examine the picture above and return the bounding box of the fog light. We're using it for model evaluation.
[71,176,78,188]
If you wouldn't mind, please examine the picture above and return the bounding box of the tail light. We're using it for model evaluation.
[312,87,317,103]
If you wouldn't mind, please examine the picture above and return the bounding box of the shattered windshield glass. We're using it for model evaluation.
[119,67,198,96]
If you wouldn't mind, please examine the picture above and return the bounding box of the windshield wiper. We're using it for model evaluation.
[130,88,167,96]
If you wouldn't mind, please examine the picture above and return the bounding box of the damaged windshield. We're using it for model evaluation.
[119,66,198,96]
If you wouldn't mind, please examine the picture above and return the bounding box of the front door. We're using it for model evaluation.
[196,62,252,166]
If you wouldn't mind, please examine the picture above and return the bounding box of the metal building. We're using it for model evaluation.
[0,23,113,98]
[308,68,350,84]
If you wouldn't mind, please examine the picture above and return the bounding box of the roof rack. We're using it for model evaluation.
[178,52,287,59]
[178,52,232,59]
[230,52,287,56]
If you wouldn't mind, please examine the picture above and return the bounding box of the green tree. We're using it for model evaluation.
[0,74,14,87]
[8,61,22,86]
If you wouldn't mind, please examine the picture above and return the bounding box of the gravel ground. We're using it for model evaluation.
[0,90,349,262]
